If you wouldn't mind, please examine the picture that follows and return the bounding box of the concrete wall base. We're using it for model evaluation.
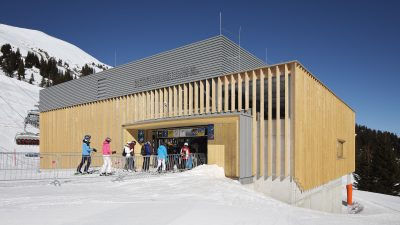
[243,176,343,213]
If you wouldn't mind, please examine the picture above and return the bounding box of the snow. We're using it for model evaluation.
[0,165,399,225]
[0,23,398,225]
[0,23,108,72]
[0,73,40,152]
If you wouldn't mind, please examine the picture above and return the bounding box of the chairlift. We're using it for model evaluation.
[15,105,40,145]
[25,109,39,128]
[15,132,40,145]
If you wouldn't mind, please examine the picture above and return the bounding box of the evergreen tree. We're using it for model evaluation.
[40,58,47,78]
[25,51,35,68]
[64,69,73,82]
[29,73,34,84]
[354,125,400,196]
[80,64,94,76]
[40,76,46,87]
[0,44,12,57]
[15,48,21,60]
[18,59,25,80]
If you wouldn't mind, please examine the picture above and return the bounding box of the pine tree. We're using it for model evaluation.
[40,58,47,78]
[354,125,400,196]
[29,73,34,84]
[25,51,34,68]
[0,44,12,57]
[40,76,46,87]
[18,59,25,80]
[80,64,94,76]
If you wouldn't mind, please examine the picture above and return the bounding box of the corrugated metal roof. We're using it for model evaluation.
[39,35,265,112]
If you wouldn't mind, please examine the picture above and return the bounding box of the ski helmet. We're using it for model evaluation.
[83,135,91,141]
[105,137,111,142]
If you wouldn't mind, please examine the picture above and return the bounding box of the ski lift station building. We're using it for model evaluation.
[39,35,355,213]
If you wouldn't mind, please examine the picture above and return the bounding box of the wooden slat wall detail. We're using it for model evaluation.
[231,74,236,112]
[259,69,265,177]
[168,87,172,117]
[189,83,193,115]
[205,79,210,114]
[40,62,354,191]
[200,80,204,114]
[245,72,249,111]
[267,67,273,177]
[155,90,159,119]
[252,71,257,175]
[150,90,154,119]
[238,73,242,111]
[211,78,216,113]
[178,84,182,116]
[217,77,222,112]
[224,76,229,112]
[163,88,167,118]
[173,86,178,117]
[159,89,163,119]
[183,84,188,116]
[275,66,281,177]
[284,64,290,177]
[194,81,199,114]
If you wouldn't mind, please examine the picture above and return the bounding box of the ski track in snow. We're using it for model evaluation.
[0,165,399,225]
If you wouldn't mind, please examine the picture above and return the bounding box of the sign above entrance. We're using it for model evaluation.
[157,127,206,138]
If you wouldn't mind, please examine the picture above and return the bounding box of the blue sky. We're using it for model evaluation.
[1,0,399,134]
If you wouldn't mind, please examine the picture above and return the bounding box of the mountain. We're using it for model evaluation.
[0,23,109,152]
[0,23,109,85]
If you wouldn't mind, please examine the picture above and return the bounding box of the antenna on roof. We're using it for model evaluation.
[219,12,222,36]
[238,26,241,71]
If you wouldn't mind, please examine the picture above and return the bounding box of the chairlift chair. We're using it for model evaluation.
[15,132,40,145]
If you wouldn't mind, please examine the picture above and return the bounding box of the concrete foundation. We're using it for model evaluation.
[244,176,343,213]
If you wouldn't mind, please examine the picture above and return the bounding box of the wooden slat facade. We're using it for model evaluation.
[40,61,355,191]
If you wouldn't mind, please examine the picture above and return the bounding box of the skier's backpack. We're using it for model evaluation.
[141,145,146,156]
[122,148,127,157]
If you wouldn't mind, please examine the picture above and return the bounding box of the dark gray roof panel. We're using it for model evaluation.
[39,35,265,112]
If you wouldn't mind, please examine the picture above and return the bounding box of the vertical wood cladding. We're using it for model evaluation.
[40,62,355,191]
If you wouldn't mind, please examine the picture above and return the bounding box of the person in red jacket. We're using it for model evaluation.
[100,137,116,176]
[180,142,190,169]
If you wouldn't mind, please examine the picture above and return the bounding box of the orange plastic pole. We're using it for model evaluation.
[346,184,352,205]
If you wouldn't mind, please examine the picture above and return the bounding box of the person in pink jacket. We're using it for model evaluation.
[100,137,115,176]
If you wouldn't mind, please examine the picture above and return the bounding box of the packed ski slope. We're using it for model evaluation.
[0,165,398,225]
[0,73,40,152]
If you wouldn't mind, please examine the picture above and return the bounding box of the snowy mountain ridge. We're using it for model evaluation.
[0,23,109,85]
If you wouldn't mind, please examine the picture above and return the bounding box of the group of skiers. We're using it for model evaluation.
[76,135,192,176]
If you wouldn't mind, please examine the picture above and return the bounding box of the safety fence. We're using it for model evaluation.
[0,152,206,182]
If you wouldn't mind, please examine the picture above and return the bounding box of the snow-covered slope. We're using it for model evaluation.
[0,72,40,152]
[0,23,109,81]
[0,165,399,225]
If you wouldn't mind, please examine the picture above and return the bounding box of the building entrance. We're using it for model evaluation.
[151,126,208,164]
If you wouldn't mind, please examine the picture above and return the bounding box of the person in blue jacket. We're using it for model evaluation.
[142,141,152,171]
[76,135,97,174]
[156,141,167,172]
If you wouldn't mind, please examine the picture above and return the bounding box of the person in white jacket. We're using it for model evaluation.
[124,142,134,171]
